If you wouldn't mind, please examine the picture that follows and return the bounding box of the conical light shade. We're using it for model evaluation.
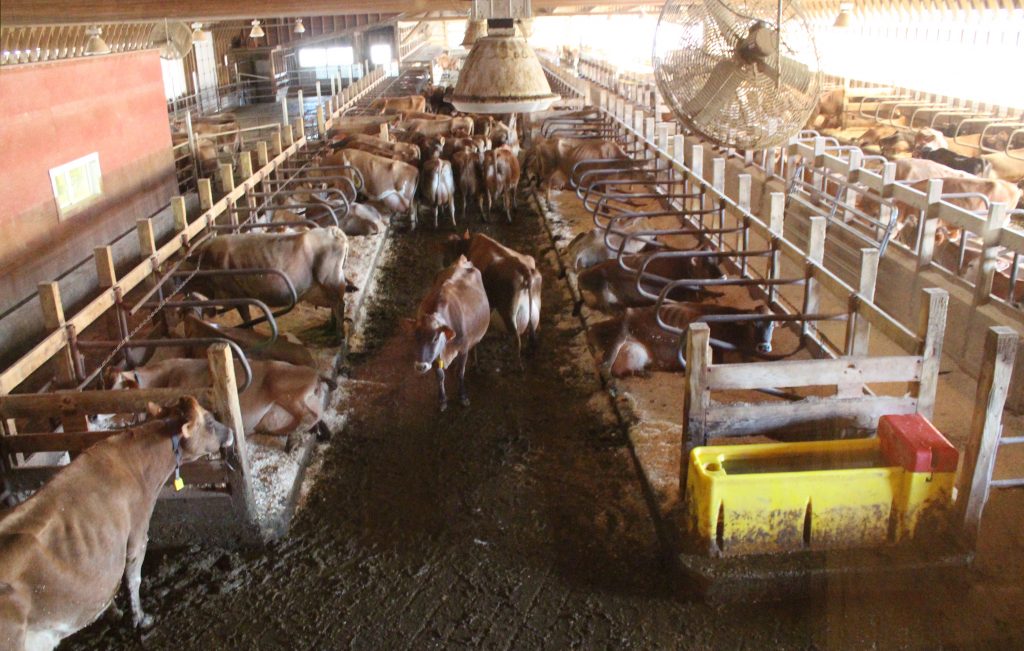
[84,27,111,55]
[294,19,306,34]
[833,9,852,27]
[250,20,265,39]
[191,23,209,41]
[451,20,559,114]
[461,19,486,48]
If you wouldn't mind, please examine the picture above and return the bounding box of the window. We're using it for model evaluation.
[50,153,102,218]
[161,57,187,100]
[299,46,355,79]
[370,44,392,66]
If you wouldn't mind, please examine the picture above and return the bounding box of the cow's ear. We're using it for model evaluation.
[438,137,445,147]
[440,326,456,342]
[178,396,202,423]
[146,402,163,418]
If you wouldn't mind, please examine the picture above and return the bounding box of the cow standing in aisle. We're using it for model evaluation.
[443,232,543,357]
[406,256,490,411]
[0,398,233,649]
[483,146,521,223]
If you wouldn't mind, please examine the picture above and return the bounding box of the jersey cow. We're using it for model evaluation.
[318,150,418,224]
[406,256,490,411]
[0,398,233,649]
[483,146,521,223]
[443,232,542,357]
[196,228,353,335]
[591,303,776,377]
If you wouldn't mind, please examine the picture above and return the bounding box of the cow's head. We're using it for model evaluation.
[694,249,727,280]
[438,231,471,266]
[105,365,140,390]
[148,396,234,462]
[404,315,454,374]
[753,305,776,355]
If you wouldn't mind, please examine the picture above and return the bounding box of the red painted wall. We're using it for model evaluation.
[0,50,176,306]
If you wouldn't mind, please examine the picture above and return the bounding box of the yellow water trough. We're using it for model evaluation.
[685,414,958,556]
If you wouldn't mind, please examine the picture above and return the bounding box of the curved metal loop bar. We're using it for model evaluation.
[173,268,299,319]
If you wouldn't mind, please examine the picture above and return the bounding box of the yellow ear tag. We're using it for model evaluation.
[174,476,185,491]
[438,358,445,369]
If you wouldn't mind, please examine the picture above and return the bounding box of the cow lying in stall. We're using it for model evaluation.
[406,256,490,411]
[107,358,335,448]
[591,303,776,377]
[442,232,542,357]
[566,227,651,271]
[329,133,421,167]
[317,149,418,227]
[0,398,232,648]
[193,227,355,338]
[575,249,726,313]
[270,193,385,236]
[370,95,427,115]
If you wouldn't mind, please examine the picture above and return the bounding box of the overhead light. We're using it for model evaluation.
[249,19,265,39]
[452,18,558,114]
[84,26,111,56]
[294,18,305,34]
[191,22,209,41]
[834,3,853,28]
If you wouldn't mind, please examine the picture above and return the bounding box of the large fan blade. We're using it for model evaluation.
[702,0,744,49]
[682,58,751,121]
[757,54,814,94]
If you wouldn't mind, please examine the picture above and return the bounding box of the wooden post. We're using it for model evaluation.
[206,344,258,536]
[171,196,188,232]
[917,179,944,269]
[850,248,880,357]
[256,141,270,168]
[973,202,1009,306]
[957,326,1018,548]
[293,118,304,142]
[802,216,827,337]
[712,158,726,249]
[690,144,704,214]
[94,246,120,342]
[136,218,157,259]
[271,131,283,157]
[198,178,213,212]
[737,174,752,273]
[316,104,326,137]
[915,287,949,419]
[682,323,712,489]
[37,283,85,423]
[768,192,785,304]
[219,164,237,225]
[280,95,289,127]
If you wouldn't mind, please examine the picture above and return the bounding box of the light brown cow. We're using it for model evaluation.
[418,149,457,230]
[452,147,485,220]
[331,133,421,166]
[319,149,418,223]
[108,358,334,444]
[443,232,542,356]
[566,227,650,271]
[195,227,353,335]
[895,176,1022,244]
[575,250,725,314]
[483,146,521,223]
[177,312,317,368]
[0,397,233,648]
[406,256,490,411]
[591,303,776,376]
[371,95,427,115]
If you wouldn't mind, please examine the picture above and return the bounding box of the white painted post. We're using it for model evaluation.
[803,216,827,337]
[850,248,880,357]
[280,95,289,126]
[973,202,1009,306]
[682,323,712,487]
[738,174,752,272]
[918,179,944,269]
[768,192,785,304]
[916,288,949,420]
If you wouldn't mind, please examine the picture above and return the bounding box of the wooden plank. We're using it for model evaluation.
[171,196,188,231]
[915,288,949,419]
[706,396,918,438]
[851,248,880,357]
[803,216,826,337]
[4,459,230,493]
[198,178,213,211]
[0,388,217,418]
[36,283,82,402]
[858,298,920,353]
[957,326,1019,548]
[2,430,118,454]
[682,324,711,488]
[973,202,1009,306]
[207,344,257,527]
[707,355,922,391]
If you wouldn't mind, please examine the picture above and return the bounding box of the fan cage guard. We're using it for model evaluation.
[653,0,822,151]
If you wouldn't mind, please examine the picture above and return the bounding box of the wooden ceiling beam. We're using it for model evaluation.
[1,0,659,26]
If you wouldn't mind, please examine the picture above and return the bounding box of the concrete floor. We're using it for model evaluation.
[63,188,1024,650]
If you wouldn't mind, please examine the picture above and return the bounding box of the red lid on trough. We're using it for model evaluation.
[878,414,958,473]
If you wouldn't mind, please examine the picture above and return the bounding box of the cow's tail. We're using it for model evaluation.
[512,269,532,338]
[319,375,338,392]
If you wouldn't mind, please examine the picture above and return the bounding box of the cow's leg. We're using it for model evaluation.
[449,199,457,229]
[409,198,418,231]
[433,205,440,230]
[435,365,448,412]
[456,352,471,407]
[504,191,513,224]
[125,532,153,629]
[236,303,253,325]
[483,191,492,222]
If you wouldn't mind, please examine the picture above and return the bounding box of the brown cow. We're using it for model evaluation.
[195,227,353,335]
[591,303,776,377]
[0,397,233,647]
[895,176,1022,245]
[108,358,334,444]
[330,133,420,166]
[176,312,317,368]
[575,250,726,313]
[566,227,650,271]
[452,147,485,220]
[418,147,457,230]
[443,232,542,356]
[406,256,490,411]
[319,149,418,223]
[483,146,521,223]
[371,95,427,115]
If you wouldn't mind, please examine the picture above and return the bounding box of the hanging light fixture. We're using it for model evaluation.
[249,19,265,39]
[452,0,558,114]
[461,20,486,48]
[834,3,853,28]
[191,22,209,41]
[84,26,111,56]
[293,18,306,34]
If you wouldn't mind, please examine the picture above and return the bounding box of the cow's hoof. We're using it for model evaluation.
[135,613,154,630]
[439,402,449,413]
[285,432,301,453]
[459,396,471,407]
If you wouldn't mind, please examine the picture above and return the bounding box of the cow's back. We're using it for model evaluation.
[202,233,315,305]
